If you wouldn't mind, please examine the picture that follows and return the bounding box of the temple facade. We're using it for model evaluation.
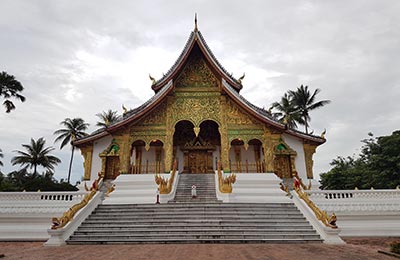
[74,25,325,182]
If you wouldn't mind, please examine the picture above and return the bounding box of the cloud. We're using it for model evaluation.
[1,0,400,183]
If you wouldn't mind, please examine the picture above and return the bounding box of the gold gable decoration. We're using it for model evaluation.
[137,101,167,126]
[175,50,218,89]
[226,99,262,126]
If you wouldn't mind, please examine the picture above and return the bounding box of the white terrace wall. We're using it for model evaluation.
[0,191,87,241]
[307,189,400,237]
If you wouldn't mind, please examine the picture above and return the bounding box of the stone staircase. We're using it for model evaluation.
[66,173,322,244]
[170,173,219,203]
[67,202,322,244]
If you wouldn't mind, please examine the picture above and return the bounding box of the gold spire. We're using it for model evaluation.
[194,13,198,32]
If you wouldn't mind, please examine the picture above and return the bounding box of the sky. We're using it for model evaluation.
[1,0,400,184]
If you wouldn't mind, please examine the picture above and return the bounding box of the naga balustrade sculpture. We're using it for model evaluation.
[51,173,103,229]
[155,160,177,194]
[294,181,338,229]
[217,161,236,193]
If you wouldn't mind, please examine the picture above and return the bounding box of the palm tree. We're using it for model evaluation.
[11,138,61,175]
[271,93,304,129]
[289,85,331,134]
[0,71,26,113]
[96,109,120,127]
[54,118,89,183]
[0,148,3,167]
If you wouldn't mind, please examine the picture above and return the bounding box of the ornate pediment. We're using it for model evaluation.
[136,101,167,126]
[175,46,219,90]
[226,99,262,126]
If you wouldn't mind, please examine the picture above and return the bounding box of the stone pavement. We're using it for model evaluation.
[0,237,398,260]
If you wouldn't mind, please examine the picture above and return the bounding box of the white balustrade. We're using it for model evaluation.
[0,191,87,202]
[305,189,400,214]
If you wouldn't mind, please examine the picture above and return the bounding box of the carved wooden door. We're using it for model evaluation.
[105,156,120,179]
[188,151,210,173]
[273,155,292,179]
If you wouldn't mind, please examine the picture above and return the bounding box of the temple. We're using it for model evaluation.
[74,22,325,183]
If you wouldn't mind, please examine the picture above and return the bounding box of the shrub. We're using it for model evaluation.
[390,241,400,254]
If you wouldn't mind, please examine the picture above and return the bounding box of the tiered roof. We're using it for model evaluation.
[74,26,325,146]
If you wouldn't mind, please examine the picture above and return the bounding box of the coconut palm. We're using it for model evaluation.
[271,93,304,129]
[0,71,26,113]
[11,138,61,175]
[54,118,89,183]
[289,85,331,134]
[96,109,120,127]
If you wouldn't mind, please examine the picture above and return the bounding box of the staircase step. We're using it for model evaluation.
[67,173,322,245]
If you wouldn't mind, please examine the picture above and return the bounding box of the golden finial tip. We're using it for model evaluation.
[149,74,156,85]
[238,72,245,84]
[194,13,198,31]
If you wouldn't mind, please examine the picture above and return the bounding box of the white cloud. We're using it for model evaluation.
[1,0,400,183]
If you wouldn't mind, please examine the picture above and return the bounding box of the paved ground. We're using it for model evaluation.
[0,237,398,260]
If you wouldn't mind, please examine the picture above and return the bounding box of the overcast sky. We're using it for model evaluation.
[1,0,399,184]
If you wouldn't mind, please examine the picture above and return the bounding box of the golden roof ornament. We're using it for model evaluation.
[122,104,128,115]
[321,129,326,138]
[238,72,245,84]
[149,74,156,85]
[194,13,198,32]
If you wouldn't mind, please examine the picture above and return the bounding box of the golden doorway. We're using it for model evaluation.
[184,150,213,173]
[273,155,292,179]
[105,156,120,179]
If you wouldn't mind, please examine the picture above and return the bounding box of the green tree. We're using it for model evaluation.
[0,71,26,113]
[11,138,61,175]
[271,93,304,129]
[0,169,77,191]
[54,118,89,183]
[320,131,400,190]
[289,85,330,134]
[96,109,119,127]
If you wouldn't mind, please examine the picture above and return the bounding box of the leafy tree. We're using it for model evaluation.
[320,131,400,189]
[54,118,89,183]
[11,137,61,175]
[96,109,120,127]
[0,71,26,113]
[289,85,330,134]
[0,169,77,191]
[271,93,304,129]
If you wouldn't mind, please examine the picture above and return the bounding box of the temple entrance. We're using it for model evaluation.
[105,156,120,179]
[273,155,292,179]
[173,120,220,173]
[186,150,213,173]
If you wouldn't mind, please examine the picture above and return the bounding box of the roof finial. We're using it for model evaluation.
[194,13,198,32]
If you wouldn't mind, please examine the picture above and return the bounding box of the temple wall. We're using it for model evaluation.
[91,135,113,180]
[281,133,307,179]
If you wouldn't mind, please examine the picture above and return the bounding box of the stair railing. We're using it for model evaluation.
[217,161,236,193]
[155,160,177,194]
[50,173,103,230]
[294,181,337,229]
